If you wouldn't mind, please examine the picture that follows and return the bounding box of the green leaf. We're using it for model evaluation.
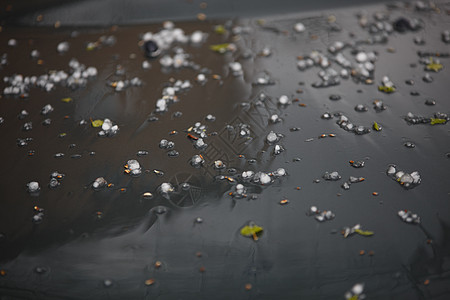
[430,118,447,125]
[348,296,359,300]
[354,229,374,237]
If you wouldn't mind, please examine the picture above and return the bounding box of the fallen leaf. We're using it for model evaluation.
[91,119,104,128]
[354,229,374,236]
[430,118,447,125]
[240,223,263,240]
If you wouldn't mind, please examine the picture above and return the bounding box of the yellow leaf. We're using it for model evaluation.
[430,118,446,125]
[426,58,443,72]
[240,224,263,237]
[91,119,104,128]
[378,86,395,93]
[209,43,230,53]
[214,25,226,35]
[354,229,374,236]
[61,97,73,103]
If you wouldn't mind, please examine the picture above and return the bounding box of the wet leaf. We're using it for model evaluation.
[373,121,381,131]
[214,25,226,34]
[91,119,104,128]
[378,86,396,93]
[61,97,73,103]
[209,43,230,53]
[240,224,263,240]
[426,58,443,72]
[354,229,374,236]
[430,118,447,125]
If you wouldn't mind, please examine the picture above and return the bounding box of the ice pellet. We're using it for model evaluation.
[278,95,289,105]
[30,50,40,58]
[266,131,280,144]
[273,168,286,177]
[294,23,305,33]
[354,104,368,112]
[190,31,204,44]
[356,52,368,63]
[167,150,179,157]
[137,150,149,156]
[349,160,365,168]
[273,144,284,155]
[22,122,32,131]
[307,206,335,222]
[191,154,204,167]
[425,99,436,106]
[214,160,226,170]
[41,104,54,115]
[423,73,433,83]
[18,110,29,119]
[27,181,40,193]
[373,100,386,111]
[125,159,142,176]
[92,177,107,190]
[242,171,254,180]
[57,41,69,53]
[442,30,450,44]
[205,114,215,122]
[398,210,420,224]
[386,164,421,189]
[196,73,206,84]
[270,114,281,123]
[159,182,174,196]
[323,171,341,181]
[229,62,243,76]
[8,39,17,47]
[404,141,415,148]
[259,173,271,185]
[49,178,60,189]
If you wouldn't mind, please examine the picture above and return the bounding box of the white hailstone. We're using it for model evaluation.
[294,22,305,32]
[142,61,151,69]
[102,119,112,131]
[242,171,254,179]
[31,49,40,58]
[351,283,364,295]
[266,131,278,143]
[190,31,204,43]
[278,95,289,105]
[163,21,175,30]
[57,41,69,53]
[229,62,242,73]
[356,52,368,63]
[86,67,98,76]
[160,55,173,67]
[160,182,173,193]
[156,99,167,111]
[274,168,286,176]
[27,181,40,192]
[196,73,206,83]
[260,173,271,185]
[270,114,280,123]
